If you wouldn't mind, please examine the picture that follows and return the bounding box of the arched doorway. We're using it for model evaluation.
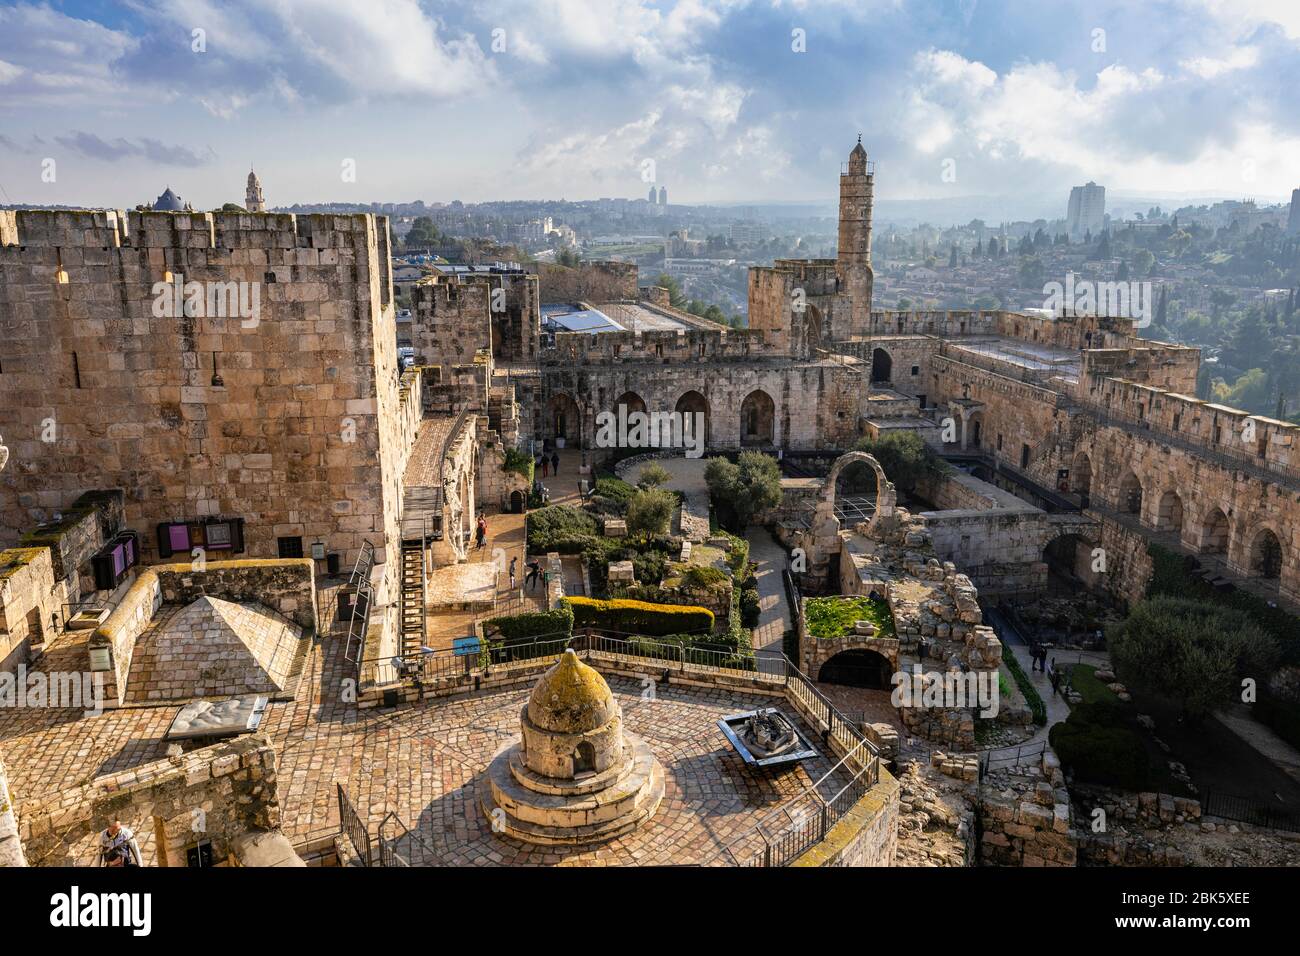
[547,393,582,448]
[1155,490,1184,534]
[1072,452,1092,498]
[1199,507,1230,554]
[819,649,893,689]
[573,741,596,775]
[675,390,710,446]
[833,457,882,524]
[1250,528,1283,579]
[1044,533,1096,587]
[739,389,775,446]
[509,489,525,514]
[870,348,893,384]
[614,391,646,417]
[1118,471,1143,516]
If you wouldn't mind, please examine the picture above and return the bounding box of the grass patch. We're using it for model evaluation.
[1003,646,1047,725]
[805,596,895,640]
[1069,663,1120,706]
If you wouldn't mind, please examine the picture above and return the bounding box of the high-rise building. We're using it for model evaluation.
[1289,188,1300,234]
[245,169,266,212]
[1066,182,1105,240]
[658,185,667,206]
[647,185,657,204]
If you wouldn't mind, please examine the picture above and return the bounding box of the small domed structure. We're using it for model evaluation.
[482,649,664,845]
[151,187,187,211]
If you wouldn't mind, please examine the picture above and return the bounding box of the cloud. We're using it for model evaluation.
[53,132,213,167]
[0,3,139,105]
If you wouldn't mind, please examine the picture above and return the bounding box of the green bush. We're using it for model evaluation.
[594,476,635,503]
[681,564,727,590]
[1002,648,1047,725]
[626,487,675,537]
[705,452,782,531]
[852,431,949,494]
[1049,702,1149,790]
[502,447,534,482]
[562,596,714,636]
[740,587,761,628]
[636,462,672,489]
[481,606,573,641]
[527,505,599,553]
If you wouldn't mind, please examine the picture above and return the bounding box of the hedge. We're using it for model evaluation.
[1048,702,1148,790]
[562,596,714,636]
[1002,644,1047,725]
[527,505,600,553]
[481,606,574,641]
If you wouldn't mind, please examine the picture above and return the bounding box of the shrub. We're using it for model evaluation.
[594,476,635,504]
[681,564,727,590]
[1002,649,1047,725]
[704,452,782,530]
[626,487,675,537]
[852,431,949,494]
[740,587,761,628]
[481,606,574,641]
[636,462,672,489]
[1108,595,1280,721]
[502,447,534,482]
[1049,702,1149,790]
[527,505,599,553]
[562,596,714,636]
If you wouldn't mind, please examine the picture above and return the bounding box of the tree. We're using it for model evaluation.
[636,462,671,490]
[653,273,687,310]
[625,488,675,537]
[704,452,782,530]
[852,431,947,494]
[1131,248,1154,276]
[1108,596,1278,721]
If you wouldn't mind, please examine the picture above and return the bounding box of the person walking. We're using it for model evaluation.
[508,556,517,591]
[525,557,541,590]
[475,514,487,550]
[550,451,560,476]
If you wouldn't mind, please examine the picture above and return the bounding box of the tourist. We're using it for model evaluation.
[509,556,517,590]
[551,451,559,475]
[99,820,142,868]
[475,515,487,550]
[525,558,541,590]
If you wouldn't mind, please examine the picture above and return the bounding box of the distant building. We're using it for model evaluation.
[647,185,657,204]
[658,186,667,206]
[729,222,769,244]
[147,187,190,212]
[1066,182,1105,240]
[1289,188,1300,234]
[245,169,266,212]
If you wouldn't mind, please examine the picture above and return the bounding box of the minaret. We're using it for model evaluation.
[837,135,874,338]
[245,169,266,212]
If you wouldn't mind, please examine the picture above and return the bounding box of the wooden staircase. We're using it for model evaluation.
[399,542,426,669]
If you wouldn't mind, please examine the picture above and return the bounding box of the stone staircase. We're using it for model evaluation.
[399,542,426,664]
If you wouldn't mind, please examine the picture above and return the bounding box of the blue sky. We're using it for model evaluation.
[1,0,1298,210]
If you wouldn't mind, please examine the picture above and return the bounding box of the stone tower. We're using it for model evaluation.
[837,136,874,338]
[245,169,266,213]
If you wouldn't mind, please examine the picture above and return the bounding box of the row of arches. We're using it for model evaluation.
[1073,452,1287,581]
[544,388,778,448]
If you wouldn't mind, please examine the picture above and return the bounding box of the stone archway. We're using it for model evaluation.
[1118,470,1143,517]
[1198,506,1230,555]
[675,390,710,446]
[547,392,583,448]
[819,648,894,689]
[739,389,775,446]
[1249,527,1283,579]
[1155,490,1184,534]
[819,451,897,529]
[614,391,646,417]
[871,347,893,384]
[1072,452,1092,497]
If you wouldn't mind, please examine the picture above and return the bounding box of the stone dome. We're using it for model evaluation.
[526,649,616,734]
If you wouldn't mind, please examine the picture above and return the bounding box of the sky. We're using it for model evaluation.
[1,0,1298,213]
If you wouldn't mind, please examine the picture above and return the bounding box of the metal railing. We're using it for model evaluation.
[336,783,371,866]
[344,541,376,665]
[979,739,1048,778]
[1202,790,1300,834]
[720,738,880,867]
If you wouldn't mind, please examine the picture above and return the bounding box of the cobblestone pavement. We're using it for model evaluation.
[0,611,845,866]
[746,528,792,654]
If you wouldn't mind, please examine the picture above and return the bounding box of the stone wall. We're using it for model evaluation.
[978,750,1078,866]
[15,734,287,867]
[0,755,24,867]
[0,548,56,674]
[0,209,402,576]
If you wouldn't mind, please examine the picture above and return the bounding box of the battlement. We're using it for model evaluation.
[539,324,785,364]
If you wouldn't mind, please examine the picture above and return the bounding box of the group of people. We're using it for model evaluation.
[505,555,544,591]
[1029,643,1065,693]
[536,451,560,478]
